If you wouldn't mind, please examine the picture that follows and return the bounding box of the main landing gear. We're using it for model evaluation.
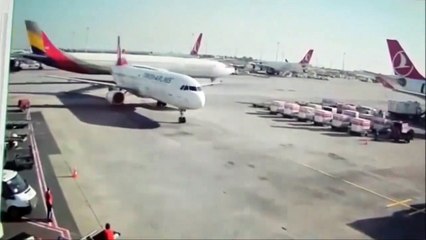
[156,101,167,108]
[178,109,186,123]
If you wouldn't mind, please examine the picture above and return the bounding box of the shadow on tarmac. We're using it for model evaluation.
[9,86,166,129]
[348,203,425,240]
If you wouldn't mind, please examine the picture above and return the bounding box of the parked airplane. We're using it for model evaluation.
[21,20,234,81]
[49,36,207,123]
[376,39,425,99]
[249,49,314,75]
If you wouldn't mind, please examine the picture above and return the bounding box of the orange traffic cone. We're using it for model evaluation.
[359,139,368,145]
[71,168,78,179]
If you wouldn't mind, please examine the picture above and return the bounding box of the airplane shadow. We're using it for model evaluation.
[9,81,91,85]
[348,203,425,240]
[9,87,162,129]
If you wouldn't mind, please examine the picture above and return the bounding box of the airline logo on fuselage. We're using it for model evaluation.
[392,50,413,77]
[143,73,173,83]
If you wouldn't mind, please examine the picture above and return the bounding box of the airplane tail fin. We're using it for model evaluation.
[116,36,128,66]
[190,33,203,56]
[25,20,69,60]
[386,39,424,80]
[299,49,314,64]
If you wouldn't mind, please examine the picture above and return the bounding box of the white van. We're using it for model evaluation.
[2,169,38,219]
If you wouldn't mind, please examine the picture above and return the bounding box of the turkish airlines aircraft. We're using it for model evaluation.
[22,20,234,81]
[249,49,314,75]
[50,36,208,123]
[376,39,425,99]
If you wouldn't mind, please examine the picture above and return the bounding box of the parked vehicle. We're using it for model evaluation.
[349,117,371,136]
[2,169,38,220]
[331,110,359,130]
[387,100,423,120]
[373,121,415,143]
[282,102,301,118]
[313,109,334,126]
[297,104,322,121]
[269,100,286,114]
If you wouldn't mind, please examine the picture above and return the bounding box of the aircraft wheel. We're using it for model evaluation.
[178,117,186,123]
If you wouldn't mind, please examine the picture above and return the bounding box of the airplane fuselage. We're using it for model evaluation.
[111,65,205,110]
[69,52,234,79]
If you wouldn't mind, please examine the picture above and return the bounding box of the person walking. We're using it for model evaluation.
[45,187,53,222]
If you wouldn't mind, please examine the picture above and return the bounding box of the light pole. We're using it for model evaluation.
[275,41,280,61]
[85,27,90,52]
[71,31,75,50]
[342,52,346,71]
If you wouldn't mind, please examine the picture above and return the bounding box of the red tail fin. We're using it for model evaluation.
[190,33,203,55]
[116,36,128,66]
[299,49,314,64]
[386,39,424,80]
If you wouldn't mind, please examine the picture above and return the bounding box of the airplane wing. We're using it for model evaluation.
[376,75,426,99]
[45,75,117,87]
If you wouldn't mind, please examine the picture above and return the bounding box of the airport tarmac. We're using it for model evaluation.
[7,69,425,239]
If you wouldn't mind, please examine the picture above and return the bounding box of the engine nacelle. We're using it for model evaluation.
[106,90,125,105]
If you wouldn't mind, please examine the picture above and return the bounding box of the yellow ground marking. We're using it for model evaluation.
[298,162,425,214]
[408,208,426,216]
[386,199,412,208]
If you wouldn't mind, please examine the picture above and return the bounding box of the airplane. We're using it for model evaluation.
[249,49,314,76]
[376,39,425,99]
[20,20,234,81]
[50,36,207,124]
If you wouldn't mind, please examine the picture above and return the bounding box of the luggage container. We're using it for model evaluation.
[349,117,371,136]
[282,102,300,118]
[269,100,286,114]
[313,109,334,126]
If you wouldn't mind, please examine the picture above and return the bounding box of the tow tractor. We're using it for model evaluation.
[372,120,415,143]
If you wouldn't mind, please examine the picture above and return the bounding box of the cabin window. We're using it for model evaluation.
[183,86,189,90]
[180,85,184,90]
[189,86,197,91]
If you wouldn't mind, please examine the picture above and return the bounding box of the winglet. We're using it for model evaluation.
[190,33,203,56]
[116,36,128,66]
[386,39,424,80]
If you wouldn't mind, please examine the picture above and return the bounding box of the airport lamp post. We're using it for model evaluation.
[275,42,280,61]
[85,27,90,52]
[342,52,346,71]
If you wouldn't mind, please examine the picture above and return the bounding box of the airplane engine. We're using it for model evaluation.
[106,90,125,105]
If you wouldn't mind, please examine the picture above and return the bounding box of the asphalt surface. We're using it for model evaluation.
[2,106,80,239]
[6,69,426,239]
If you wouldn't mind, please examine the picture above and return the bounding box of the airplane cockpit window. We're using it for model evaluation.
[180,85,201,91]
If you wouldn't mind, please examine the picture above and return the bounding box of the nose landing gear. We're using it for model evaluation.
[178,109,186,123]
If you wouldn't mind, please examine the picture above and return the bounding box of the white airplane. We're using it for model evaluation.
[249,49,314,76]
[49,36,208,124]
[22,20,234,82]
[376,39,425,99]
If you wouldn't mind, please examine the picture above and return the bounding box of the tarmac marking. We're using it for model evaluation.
[386,198,412,208]
[408,208,426,216]
[30,122,72,239]
[297,162,425,214]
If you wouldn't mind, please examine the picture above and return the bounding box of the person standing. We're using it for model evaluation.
[45,187,53,222]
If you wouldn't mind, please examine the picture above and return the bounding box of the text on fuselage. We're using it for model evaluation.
[143,73,173,83]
